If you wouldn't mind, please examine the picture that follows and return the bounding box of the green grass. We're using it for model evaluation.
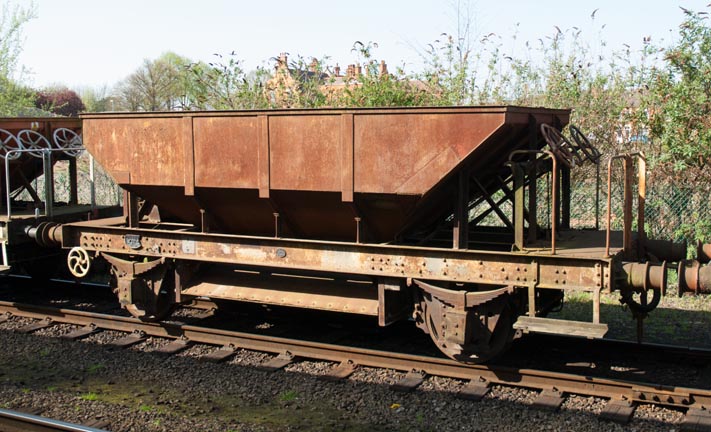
[278,390,298,402]
[86,363,104,374]
[80,392,98,401]
[550,290,711,348]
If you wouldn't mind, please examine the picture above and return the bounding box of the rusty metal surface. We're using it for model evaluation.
[606,153,646,260]
[0,117,81,200]
[181,269,379,315]
[679,260,711,295]
[1,300,711,410]
[0,407,108,432]
[80,107,569,242]
[698,242,711,264]
[61,221,611,291]
[62,221,614,291]
[0,117,81,139]
[645,239,687,262]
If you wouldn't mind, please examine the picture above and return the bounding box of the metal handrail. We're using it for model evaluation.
[507,149,558,255]
[4,147,87,219]
[605,152,646,258]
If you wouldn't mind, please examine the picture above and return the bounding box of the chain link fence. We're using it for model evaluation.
[470,166,709,253]
[568,170,710,249]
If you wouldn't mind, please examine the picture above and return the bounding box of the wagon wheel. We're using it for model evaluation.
[568,125,601,164]
[0,129,23,160]
[540,124,582,169]
[126,267,176,322]
[420,291,515,364]
[109,258,176,322]
[17,129,51,158]
[52,128,84,157]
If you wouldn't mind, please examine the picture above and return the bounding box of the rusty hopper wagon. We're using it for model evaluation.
[31,106,708,363]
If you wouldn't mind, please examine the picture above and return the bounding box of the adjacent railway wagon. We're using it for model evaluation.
[32,106,711,362]
[0,118,118,276]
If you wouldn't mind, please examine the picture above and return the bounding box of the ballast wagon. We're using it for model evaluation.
[32,106,710,362]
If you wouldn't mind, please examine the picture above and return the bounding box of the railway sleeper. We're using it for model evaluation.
[17,317,54,334]
[599,399,636,424]
[258,351,296,372]
[682,408,711,432]
[321,360,358,381]
[458,377,491,401]
[200,344,237,363]
[532,389,565,411]
[391,369,427,392]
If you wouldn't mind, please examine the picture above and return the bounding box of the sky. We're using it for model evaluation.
[12,0,711,90]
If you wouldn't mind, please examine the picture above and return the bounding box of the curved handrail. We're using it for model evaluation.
[605,152,646,257]
[507,149,558,255]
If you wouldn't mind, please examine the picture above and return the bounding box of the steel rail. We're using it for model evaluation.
[0,300,709,410]
[0,408,107,432]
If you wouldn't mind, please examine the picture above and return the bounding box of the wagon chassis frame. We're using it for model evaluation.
[58,216,614,319]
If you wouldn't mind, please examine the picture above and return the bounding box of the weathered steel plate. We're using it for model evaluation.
[80,107,570,242]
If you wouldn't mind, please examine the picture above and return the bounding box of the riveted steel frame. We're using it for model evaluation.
[60,218,612,293]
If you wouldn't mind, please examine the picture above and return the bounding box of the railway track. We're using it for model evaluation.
[0,408,108,432]
[0,300,710,430]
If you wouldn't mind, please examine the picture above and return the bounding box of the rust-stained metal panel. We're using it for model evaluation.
[270,114,342,192]
[85,117,184,187]
[80,107,570,241]
[193,116,260,189]
[354,112,504,194]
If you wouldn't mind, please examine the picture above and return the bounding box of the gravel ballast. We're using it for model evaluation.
[0,314,694,432]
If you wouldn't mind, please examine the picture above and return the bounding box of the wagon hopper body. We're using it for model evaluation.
[43,106,700,362]
[0,118,119,275]
[80,107,566,243]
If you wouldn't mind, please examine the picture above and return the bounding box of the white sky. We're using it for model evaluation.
[13,0,711,90]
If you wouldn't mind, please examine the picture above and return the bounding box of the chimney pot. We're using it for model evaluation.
[379,60,388,76]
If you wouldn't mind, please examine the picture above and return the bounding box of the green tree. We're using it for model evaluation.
[0,2,36,115]
[116,52,193,111]
[188,52,271,110]
[78,85,115,112]
[643,8,711,183]
[336,42,430,107]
